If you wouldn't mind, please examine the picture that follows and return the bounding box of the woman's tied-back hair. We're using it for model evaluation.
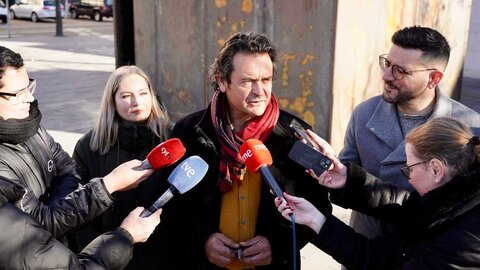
[0,46,24,89]
[90,65,169,154]
[208,32,278,91]
[406,117,479,177]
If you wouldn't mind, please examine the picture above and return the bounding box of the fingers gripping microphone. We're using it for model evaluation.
[239,139,284,198]
[140,138,186,170]
[140,156,209,217]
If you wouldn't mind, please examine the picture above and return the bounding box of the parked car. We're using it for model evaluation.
[0,0,7,23]
[9,0,64,22]
[69,0,112,22]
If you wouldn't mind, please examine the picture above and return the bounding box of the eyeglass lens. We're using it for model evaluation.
[379,56,404,80]
[10,79,36,105]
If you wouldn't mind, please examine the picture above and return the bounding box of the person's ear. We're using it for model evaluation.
[428,71,443,88]
[430,158,446,183]
[218,78,227,93]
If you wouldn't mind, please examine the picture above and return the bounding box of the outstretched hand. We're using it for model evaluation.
[103,159,154,193]
[120,207,161,243]
[306,129,335,155]
[274,193,325,234]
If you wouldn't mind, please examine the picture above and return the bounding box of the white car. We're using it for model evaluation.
[10,0,64,22]
[0,0,7,23]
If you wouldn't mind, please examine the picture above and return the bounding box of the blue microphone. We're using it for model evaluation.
[140,156,209,217]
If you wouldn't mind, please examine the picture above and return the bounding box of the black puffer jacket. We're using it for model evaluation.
[71,124,166,269]
[315,162,480,270]
[0,125,114,238]
[0,180,133,270]
[161,107,332,270]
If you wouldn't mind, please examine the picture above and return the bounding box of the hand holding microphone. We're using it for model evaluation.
[274,193,326,234]
[140,156,209,217]
[140,138,186,170]
[104,138,186,193]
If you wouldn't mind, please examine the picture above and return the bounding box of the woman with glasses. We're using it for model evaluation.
[71,65,170,269]
[276,117,480,269]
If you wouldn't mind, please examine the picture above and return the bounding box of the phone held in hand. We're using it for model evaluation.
[288,140,332,176]
[289,119,315,148]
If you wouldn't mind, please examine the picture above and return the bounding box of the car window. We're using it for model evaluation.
[44,0,56,6]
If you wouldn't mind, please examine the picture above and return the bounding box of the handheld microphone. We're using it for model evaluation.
[239,139,284,198]
[140,138,186,170]
[140,155,209,217]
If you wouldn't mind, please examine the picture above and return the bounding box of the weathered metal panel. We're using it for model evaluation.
[135,1,208,121]
[134,0,472,152]
[270,0,336,139]
[134,0,336,140]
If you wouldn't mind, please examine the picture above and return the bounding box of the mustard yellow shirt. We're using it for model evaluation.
[219,170,262,270]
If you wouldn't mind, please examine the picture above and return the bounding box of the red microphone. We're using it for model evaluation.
[240,139,284,198]
[140,138,186,169]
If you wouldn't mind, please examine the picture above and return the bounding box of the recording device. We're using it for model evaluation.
[289,118,314,148]
[239,139,285,198]
[233,248,243,260]
[140,138,186,170]
[140,156,209,217]
[288,140,332,176]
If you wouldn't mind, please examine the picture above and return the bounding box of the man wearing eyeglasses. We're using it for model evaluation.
[338,26,480,242]
[0,46,163,268]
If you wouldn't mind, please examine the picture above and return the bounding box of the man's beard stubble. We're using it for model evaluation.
[381,81,419,105]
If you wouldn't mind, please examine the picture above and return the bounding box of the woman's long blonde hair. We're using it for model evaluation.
[90,65,169,154]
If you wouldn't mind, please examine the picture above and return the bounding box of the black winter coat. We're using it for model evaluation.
[71,125,167,269]
[0,181,133,270]
[161,107,332,270]
[315,162,480,270]
[0,126,113,239]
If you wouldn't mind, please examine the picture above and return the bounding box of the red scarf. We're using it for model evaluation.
[211,91,279,192]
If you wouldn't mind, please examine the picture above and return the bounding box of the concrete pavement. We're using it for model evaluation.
[1,7,479,268]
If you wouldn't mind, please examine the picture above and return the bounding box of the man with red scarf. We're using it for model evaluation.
[161,32,332,269]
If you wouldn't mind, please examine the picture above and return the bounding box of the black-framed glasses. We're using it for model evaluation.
[0,78,36,104]
[400,160,428,179]
[379,54,436,81]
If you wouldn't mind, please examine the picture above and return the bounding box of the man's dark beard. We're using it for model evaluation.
[382,81,413,104]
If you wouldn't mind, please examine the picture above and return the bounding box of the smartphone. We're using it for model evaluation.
[289,119,314,148]
[288,140,332,175]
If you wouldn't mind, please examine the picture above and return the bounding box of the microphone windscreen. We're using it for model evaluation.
[147,138,186,169]
[239,139,273,173]
[167,155,209,194]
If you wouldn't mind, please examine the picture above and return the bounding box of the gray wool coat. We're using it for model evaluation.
[339,88,480,190]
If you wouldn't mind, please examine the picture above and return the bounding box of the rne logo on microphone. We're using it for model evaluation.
[181,162,195,177]
[253,144,268,151]
[161,147,172,160]
[241,149,252,162]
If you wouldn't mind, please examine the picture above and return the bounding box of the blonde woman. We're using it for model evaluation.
[277,117,480,269]
[71,65,169,269]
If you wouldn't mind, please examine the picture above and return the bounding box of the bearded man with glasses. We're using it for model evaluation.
[338,26,480,246]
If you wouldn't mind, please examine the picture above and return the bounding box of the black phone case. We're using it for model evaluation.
[288,140,332,175]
